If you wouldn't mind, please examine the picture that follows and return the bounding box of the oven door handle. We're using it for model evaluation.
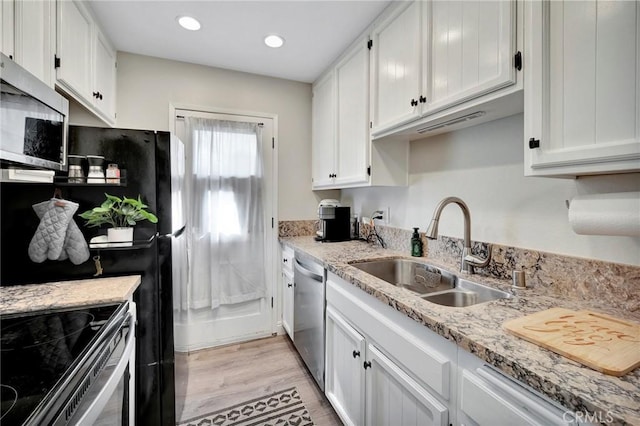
[71,311,136,426]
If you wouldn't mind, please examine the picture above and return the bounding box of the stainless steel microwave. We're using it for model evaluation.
[0,53,69,171]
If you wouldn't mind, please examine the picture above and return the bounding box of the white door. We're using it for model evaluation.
[335,36,370,187]
[312,70,336,188]
[325,306,366,426]
[93,27,116,122]
[370,1,422,135]
[1,0,15,59]
[424,0,516,113]
[365,344,448,426]
[56,0,92,100]
[282,270,294,339]
[14,0,55,87]
[174,109,276,351]
[525,0,640,176]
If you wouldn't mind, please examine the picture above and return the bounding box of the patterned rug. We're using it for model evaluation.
[177,387,314,426]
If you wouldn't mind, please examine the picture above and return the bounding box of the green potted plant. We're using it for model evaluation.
[79,193,158,247]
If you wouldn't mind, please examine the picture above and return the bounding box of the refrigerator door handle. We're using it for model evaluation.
[159,225,186,239]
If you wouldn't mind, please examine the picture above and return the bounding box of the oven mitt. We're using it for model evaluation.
[28,199,89,265]
[56,219,90,265]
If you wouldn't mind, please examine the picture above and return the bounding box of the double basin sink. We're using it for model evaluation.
[350,258,512,308]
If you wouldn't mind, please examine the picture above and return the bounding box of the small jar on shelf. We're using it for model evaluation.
[106,163,121,184]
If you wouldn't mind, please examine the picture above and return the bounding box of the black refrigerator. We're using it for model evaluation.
[0,126,185,425]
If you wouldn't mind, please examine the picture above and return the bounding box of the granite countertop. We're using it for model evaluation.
[281,236,640,426]
[0,275,142,315]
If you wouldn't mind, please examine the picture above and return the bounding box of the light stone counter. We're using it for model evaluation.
[0,275,141,315]
[281,236,640,426]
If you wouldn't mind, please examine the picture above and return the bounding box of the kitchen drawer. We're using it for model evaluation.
[327,272,455,400]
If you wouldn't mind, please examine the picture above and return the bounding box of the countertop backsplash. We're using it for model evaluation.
[279,220,640,313]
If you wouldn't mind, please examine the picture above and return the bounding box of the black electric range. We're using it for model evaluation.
[0,303,123,425]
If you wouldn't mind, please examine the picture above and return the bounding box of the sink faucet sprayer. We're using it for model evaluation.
[425,197,491,274]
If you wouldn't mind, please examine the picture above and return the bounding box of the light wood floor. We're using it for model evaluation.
[175,335,342,425]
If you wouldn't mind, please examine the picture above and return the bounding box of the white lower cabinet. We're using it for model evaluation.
[325,271,579,426]
[281,245,294,340]
[326,273,454,426]
[366,344,448,426]
[326,306,366,426]
[457,350,575,426]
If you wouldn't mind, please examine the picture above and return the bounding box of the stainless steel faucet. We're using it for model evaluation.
[425,196,491,274]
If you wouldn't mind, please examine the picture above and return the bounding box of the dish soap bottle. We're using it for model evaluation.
[411,227,423,257]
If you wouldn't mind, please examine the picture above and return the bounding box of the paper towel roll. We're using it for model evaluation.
[568,192,640,237]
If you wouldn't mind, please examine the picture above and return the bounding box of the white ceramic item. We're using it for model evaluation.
[107,227,133,247]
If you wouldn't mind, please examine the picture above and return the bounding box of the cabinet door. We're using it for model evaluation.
[311,70,336,188]
[56,0,93,100]
[14,0,55,87]
[326,306,366,426]
[282,271,294,339]
[424,0,516,113]
[1,0,15,59]
[365,344,448,426]
[94,27,116,123]
[525,0,640,177]
[370,1,422,135]
[335,37,370,186]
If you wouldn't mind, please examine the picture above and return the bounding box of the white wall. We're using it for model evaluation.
[97,52,336,220]
[342,114,640,266]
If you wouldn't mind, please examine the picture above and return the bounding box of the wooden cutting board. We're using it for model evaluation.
[503,308,640,376]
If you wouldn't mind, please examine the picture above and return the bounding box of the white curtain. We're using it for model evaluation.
[182,117,266,310]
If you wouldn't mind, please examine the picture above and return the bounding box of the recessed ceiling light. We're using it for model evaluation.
[178,16,201,31]
[264,34,284,48]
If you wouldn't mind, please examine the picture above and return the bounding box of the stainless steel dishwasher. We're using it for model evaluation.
[293,256,326,391]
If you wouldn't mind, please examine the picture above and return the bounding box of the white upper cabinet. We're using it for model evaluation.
[312,34,409,190]
[2,0,56,88]
[524,0,640,177]
[94,27,116,121]
[371,0,522,140]
[56,0,93,100]
[312,36,370,189]
[370,1,422,134]
[312,70,336,188]
[335,37,370,187]
[56,0,117,126]
[0,1,15,59]
[425,1,516,113]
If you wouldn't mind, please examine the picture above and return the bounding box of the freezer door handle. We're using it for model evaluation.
[159,225,185,239]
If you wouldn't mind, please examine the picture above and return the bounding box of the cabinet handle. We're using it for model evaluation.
[283,258,288,263]
[93,91,99,98]
[99,93,103,100]
[363,361,372,369]
[352,350,360,358]
[410,99,418,107]
[528,138,540,149]
[419,95,426,103]
[287,283,293,288]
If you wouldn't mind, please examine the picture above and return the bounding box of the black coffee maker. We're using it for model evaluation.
[316,202,351,242]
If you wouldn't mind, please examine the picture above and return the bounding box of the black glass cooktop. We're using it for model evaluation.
[0,304,121,425]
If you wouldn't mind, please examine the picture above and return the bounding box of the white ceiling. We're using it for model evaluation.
[87,0,392,83]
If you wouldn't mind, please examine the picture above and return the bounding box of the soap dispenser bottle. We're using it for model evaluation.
[411,227,423,257]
